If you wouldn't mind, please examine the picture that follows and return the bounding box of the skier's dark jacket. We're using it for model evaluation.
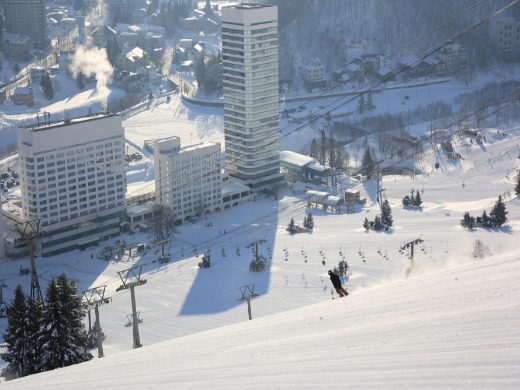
[328,271,342,289]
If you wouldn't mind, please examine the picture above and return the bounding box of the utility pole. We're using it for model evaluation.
[375,159,385,206]
[155,238,171,257]
[246,239,266,263]
[83,285,111,358]
[0,279,6,318]
[15,220,45,304]
[237,283,258,321]
[399,238,424,266]
[116,266,147,349]
[0,279,6,305]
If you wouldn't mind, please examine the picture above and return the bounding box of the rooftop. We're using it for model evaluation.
[20,112,116,132]
[235,3,274,10]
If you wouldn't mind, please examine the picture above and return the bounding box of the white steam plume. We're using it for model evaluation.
[69,45,114,90]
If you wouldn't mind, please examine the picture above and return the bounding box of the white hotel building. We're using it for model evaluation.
[16,113,126,256]
[221,3,284,191]
[154,136,222,221]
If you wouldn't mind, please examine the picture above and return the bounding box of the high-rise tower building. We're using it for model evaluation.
[3,0,48,48]
[0,199,5,260]
[221,4,284,191]
[17,113,127,256]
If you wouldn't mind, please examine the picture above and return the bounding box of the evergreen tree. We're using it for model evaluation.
[402,195,411,206]
[328,133,336,169]
[413,191,422,207]
[194,56,206,89]
[515,174,520,196]
[489,195,508,227]
[309,138,318,159]
[287,218,296,234]
[367,91,376,111]
[335,143,348,172]
[361,148,375,179]
[335,259,349,276]
[25,298,43,375]
[56,274,91,365]
[76,72,85,90]
[460,211,475,229]
[373,215,383,230]
[363,217,370,231]
[303,212,314,230]
[1,286,30,380]
[481,210,490,227]
[106,37,120,67]
[357,93,365,114]
[37,276,92,372]
[40,74,53,100]
[319,129,327,166]
[381,198,393,228]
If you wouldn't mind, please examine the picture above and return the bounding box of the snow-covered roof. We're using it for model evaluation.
[307,161,327,172]
[377,67,393,76]
[280,150,316,168]
[346,62,361,72]
[398,54,421,66]
[222,180,249,195]
[13,87,33,95]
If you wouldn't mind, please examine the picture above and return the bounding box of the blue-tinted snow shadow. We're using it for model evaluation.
[179,198,278,316]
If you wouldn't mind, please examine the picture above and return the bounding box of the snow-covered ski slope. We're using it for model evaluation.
[1,69,520,388]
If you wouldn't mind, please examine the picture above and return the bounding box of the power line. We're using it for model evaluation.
[123,1,516,201]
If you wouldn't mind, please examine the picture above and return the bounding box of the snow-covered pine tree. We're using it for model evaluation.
[40,74,54,100]
[414,191,422,207]
[1,285,30,380]
[361,148,375,179]
[357,93,365,114]
[310,138,319,160]
[56,274,92,366]
[319,129,327,166]
[373,215,383,230]
[335,259,349,276]
[37,278,63,372]
[489,195,508,227]
[363,217,370,231]
[328,133,336,169]
[515,173,520,196]
[287,218,296,234]
[460,211,475,229]
[37,276,92,372]
[367,91,376,111]
[381,199,393,228]
[305,212,314,230]
[481,210,490,227]
[26,297,43,375]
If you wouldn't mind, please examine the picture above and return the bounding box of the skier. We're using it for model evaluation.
[328,270,348,297]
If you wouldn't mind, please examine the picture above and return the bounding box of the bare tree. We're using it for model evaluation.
[151,204,175,243]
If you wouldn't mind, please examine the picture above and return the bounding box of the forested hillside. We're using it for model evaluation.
[270,0,517,86]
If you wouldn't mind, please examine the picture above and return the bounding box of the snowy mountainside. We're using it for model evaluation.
[278,0,513,82]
